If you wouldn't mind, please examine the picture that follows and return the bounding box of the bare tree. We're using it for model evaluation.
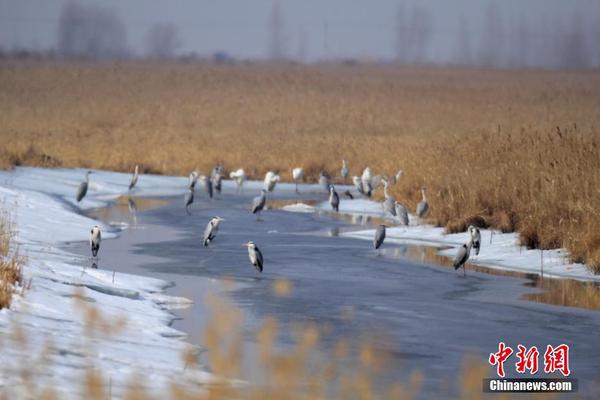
[144,23,182,58]
[268,0,287,60]
[57,1,128,59]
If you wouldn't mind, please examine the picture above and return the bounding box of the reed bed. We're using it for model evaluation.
[0,210,23,309]
[1,61,599,269]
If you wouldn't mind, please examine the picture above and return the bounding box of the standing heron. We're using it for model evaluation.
[129,165,139,191]
[90,225,101,257]
[184,188,194,215]
[382,179,396,217]
[189,171,199,190]
[201,176,213,199]
[329,185,340,212]
[374,225,386,253]
[341,160,349,183]
[264,171,280,192]
[453,239,473,276]
[212,173,223,195]
[352,176,365,196]
[361,167,372,192]
[319,172,330,193]
[203,216,224,247]
[416,187,429,219]
[468,225,481,256]
[252,189,267,221]
[395,201,409,226]
[244,241,263,272]
[76,171,91,202]
[292,167,304,193]
[388,170,403,185]
[229,169,246,192]
[344,190,354,200]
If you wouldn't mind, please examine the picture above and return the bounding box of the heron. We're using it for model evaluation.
[189,170,199,190]
[264,171,280,192]
[319,171,330,192]
[344,190,354,200]
[252,189,267,221]
[382,179,396,217]
[203,216,224,247]
[361,167,372,192]
[388,170,403,185]
[395,201,409,226]
[352,176,369,197]
[76,171,91,202]
[329,185,340,212]
[129,165,139,191]
[341,160,349,183]
[90,225,101,257]
[374,224,386,253]
[212,173,223,195]
[468,225,481,256]
[201,176,213,199]
[229,169,246,192]
[371,175,384,191]
[453,239,473,276]
[292,167,303,193]
[416,187,429,219]
[184,188,194,215]
[244,241,263,272]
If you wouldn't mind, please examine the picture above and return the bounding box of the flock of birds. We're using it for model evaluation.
[79,160,481,275]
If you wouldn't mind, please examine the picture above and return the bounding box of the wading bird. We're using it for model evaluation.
[76,171,91,202]
[203,216,224,247]
[453,239,472,276]
[264,171,280,192]
[244,241,263,272]
[382,179,396,217]
[395,201,409,226]
[201,176,213,199]
[344,190,354,200]
[129,165,139,191]
[388,170,403,185]
[329,185,339,212]
[374,225,386,253]
[212,173,223,195]
[90,225,101,257]
[229,169,246,192]
[189,171,199,190]
[292,167,304,193]
[352,176,364,196]
[469,225,481,256]
[252,189,267,221]
[341,160,349,183]
[416,187,429,219]
[184,189,194,215]
[319,172,330,192]
[361,167,372,192]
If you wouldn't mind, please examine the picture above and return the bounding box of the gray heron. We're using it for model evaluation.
[229,169,246,192]
[292,167,303,193]
[252,189,267,221]
[244,241,263,272]
[395,201,409,226]
[76,171,91,202]
[416,187,429,219]
[341,160,349,183]
[264,171,280,192]
[129,165,139,191]
[382,179,396,217]
[374,224,386,252]
[361,167,372,193]
[201,176,213,199]
[203,216,224,247]
[344,190,354,200]
[468,225,481,256]
[388,170,403,185]
[453,239,472,276]
[319,172,330,192]
[189,171,199,190]
[90,225,101,257]
[211,165,223,194]
[184,189,194,215]
[329,185,340,212]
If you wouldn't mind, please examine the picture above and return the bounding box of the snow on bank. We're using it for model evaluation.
[283,198,600,282]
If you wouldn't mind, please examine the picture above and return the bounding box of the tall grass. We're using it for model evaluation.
[0,210,23,309]
[1,61,599,269]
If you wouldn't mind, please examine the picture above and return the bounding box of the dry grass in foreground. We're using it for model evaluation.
[0,61,599,270]
[0,210,23,309]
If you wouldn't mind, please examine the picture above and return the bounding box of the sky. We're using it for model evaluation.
[0,0,598,64]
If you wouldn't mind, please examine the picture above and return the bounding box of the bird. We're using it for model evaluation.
[382,179,396,217]
[361,167,372,193]
[374,224,386,252]
[189,170,199,190]
[341,160,349,183]
[212,173,223,195]
[90,225,101,257]
[184,189,194,215]
[344,190,354,200]
[201,175,213,199]
[352,176,366,196]
[388,170,404,185]
[329,185,340,212]
[453,239,473,276]
[244,241,263,272]
[76,171,91,202]
[319,171,330,192]
[395,201,409,226]
[129,165,139,191]
[416,187,429,219]
[264,171,280,192]
[203,216,224,247]
[229,169,246,192]
[468,225,481,256]
[371,175,384,191]
[292,167,304,193]
[252,189,267,221]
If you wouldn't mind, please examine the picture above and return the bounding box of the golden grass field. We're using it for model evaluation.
[1,61,599,270]
[0,210,23,309]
